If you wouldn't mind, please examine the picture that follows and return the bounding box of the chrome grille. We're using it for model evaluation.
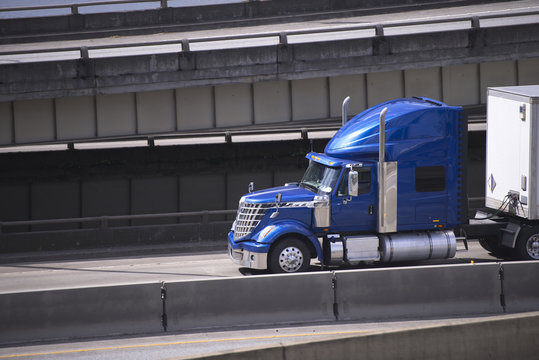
[233,202,272,240]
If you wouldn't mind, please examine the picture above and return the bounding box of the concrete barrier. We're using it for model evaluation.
[1,261,538,345]
[0,0,481,39]
[0,282,162,344]
[4,23,539,102]
[174,312,539,360]
[335,263,503,321]
[165,272,335,331]
[502,261,539,313]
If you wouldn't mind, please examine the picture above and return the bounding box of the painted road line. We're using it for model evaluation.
[0,330,370,358]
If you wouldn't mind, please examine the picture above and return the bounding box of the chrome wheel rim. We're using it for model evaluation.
[526,234,539,259]
[278,246,304,272]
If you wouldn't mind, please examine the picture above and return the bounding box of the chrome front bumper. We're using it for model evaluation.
[228,244,267,270]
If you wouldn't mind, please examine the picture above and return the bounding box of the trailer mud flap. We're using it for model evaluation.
[500,221,521,248]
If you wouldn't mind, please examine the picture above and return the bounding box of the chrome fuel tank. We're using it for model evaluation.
[379,230,456,263]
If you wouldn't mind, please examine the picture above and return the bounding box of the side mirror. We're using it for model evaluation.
[348,170,359,197]
[271,193,282,219]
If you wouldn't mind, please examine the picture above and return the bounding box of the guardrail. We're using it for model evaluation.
[1,10,538,59]
[0,196,488,235]
[0,209,237,234]
[0,0,246,17]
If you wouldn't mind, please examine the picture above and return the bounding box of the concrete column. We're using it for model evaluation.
[131,176,178,225]
[291,77,329,121]
[96,93,137,137]
[0,184,30,222]
[215,83,253,128]
[329,74,366,118]
[179,174,226,212]
[404,67,442,101]
[367,71,404,107]
[442,63,480,106]
[82,179,130,218]
[176,86,215,131]
[13,98,55,143]
[136,90,176,134]
[56,95,96,140]
[253,80,291,124]
[0,102,13,145]
[517,58,539,85]
[31,181,81,229]
[480,60,517,104]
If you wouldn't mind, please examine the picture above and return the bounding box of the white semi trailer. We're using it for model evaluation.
[476,85,539,260]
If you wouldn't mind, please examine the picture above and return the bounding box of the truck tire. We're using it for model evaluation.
[268,238,310,273]
[513,226,539,260]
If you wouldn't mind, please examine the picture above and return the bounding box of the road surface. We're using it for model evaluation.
[0,240,498,294]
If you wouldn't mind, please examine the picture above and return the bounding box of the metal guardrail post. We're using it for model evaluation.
[279,32,288,45]
[80,46,89,59]
[471,16,480,28]
[181,39,190,52]
[160,0,168,9]
[71,5,79,15]
[202,211,209,224]
[100,216,109,229]
[375,24,384,37]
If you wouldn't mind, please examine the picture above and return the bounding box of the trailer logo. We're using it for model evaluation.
[488,174,497,193]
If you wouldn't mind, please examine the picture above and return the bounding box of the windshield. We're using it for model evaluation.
[300,161,341,195]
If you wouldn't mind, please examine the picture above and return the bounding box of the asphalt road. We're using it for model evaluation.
[0,240,498,294]
[0,312,515,360]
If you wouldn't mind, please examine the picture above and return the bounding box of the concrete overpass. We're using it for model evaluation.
[1,0,539,251]
[1,1,539,146]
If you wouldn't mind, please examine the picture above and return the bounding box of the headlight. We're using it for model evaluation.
[258,225,275,240]
[231,220,236,231]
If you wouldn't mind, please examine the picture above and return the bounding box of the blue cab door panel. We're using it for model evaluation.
[330,166,376,232]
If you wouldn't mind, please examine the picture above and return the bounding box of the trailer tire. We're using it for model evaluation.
[479,236,512,260]
[268,238,310,273]
[513,226,539,260]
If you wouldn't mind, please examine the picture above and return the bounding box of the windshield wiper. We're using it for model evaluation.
[300,182,317,193]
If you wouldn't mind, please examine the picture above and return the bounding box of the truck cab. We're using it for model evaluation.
[228,97,467,273]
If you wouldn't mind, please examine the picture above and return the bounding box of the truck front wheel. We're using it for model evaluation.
[268,238,310,273]
[513,226,539,260]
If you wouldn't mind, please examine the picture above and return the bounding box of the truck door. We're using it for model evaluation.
[331,166,376,231]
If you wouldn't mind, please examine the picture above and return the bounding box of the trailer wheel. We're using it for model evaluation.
[268,238,310,273]
[513,227,539,260]
[479,236,512,260]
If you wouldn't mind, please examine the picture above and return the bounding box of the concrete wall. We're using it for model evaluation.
[2,58,539,146]
[0,168,305,226]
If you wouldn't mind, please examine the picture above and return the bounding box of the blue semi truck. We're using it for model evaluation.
[228,87,539,273]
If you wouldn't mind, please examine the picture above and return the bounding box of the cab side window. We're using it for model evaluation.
[337,168,371,196]
[415,166,446,192]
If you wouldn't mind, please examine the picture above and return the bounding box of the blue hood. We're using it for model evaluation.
[242,185,315,204]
